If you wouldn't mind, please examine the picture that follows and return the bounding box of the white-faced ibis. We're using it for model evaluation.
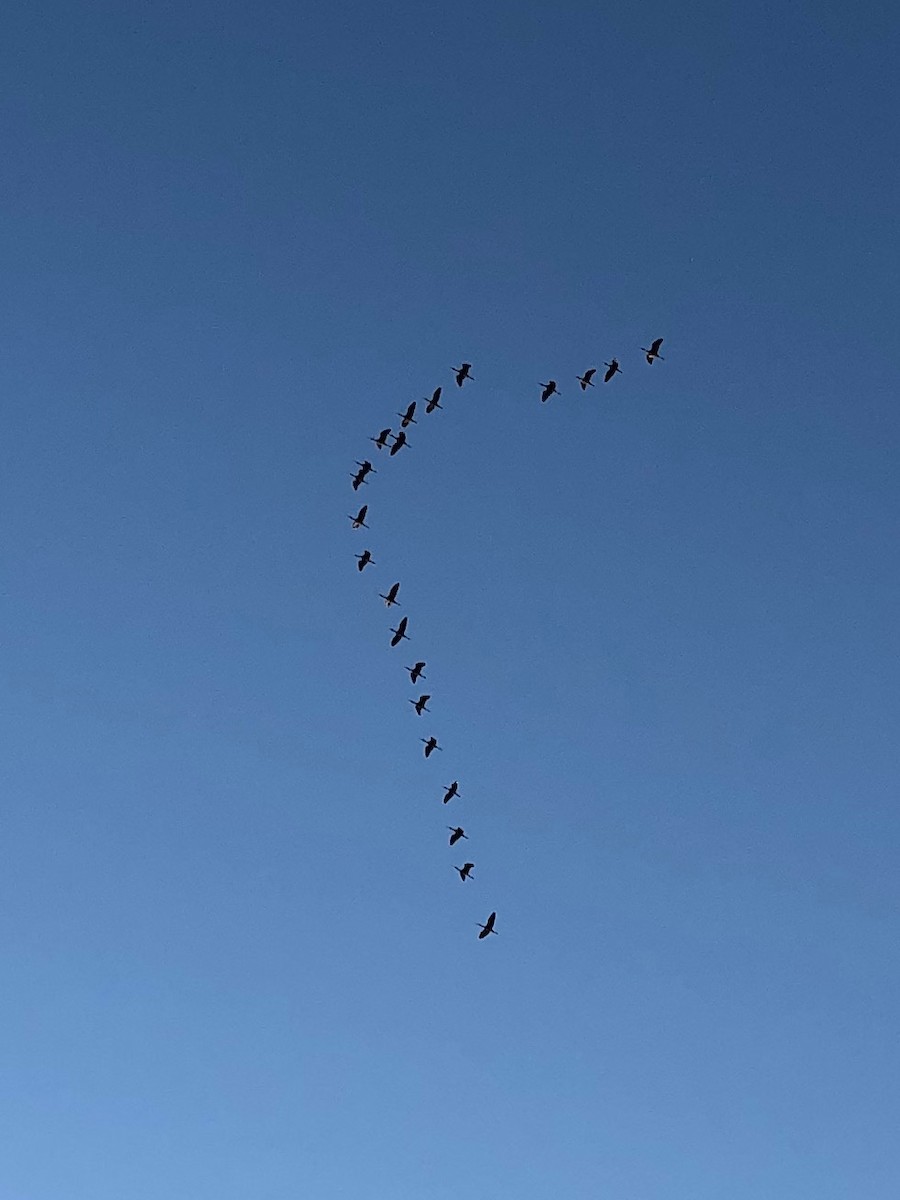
[540,380,559,403]
[348,504,369,529]
[442,781,459,804]
[389,616,409,647]
[351,467,369,491]
[390,430,408,456]
[398,401,417,428]
[447,826,468,846]
[453,362,473,387]
[407,661,426,684]
[409,694,431,716]
[603,359,621,382]
[356,549,374,572]
[425,387,442,413]
[454,862,474,881]
[421,736,442,758]
[370,427,392,450]
[577,368,596,390]
[642,337,664,364]
[379,581,400,607]
[477,911,498,939]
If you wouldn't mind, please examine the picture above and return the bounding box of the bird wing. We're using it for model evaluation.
[651,338,663,353]
[604,365,615,382]
[585,368,596,382]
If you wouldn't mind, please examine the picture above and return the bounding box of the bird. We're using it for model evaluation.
[421,736,442,758]
[425,387,442,413]
[389,616,409,647]
[356,549,374,572]
[409,694,431,716]
[351,467,368,491]
[453,362,473,387]
[379,581,400,607]
[397,401,417,428]
[390,430,408,456]
[370,427,392,450]
[447,826,468,846]
[441,781,459,804]
[407,661,426,684]
[577,368,596,390]
[603,359,622,382]
[348,504,369,529]
[540,380,559,402]
[477,911,498,939]
[454,862,474,881]
[642,337,664,364]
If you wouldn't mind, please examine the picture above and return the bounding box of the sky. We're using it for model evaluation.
[1,1,899,1196]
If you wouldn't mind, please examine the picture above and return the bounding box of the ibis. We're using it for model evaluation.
[453,362,473,387]
[642,337,664,364]
[425,387,442,413]
[421,736,442,758]
[389,616,409,647]
[390,430,408,456]
[477,911,498,939]
[442,781,459,804]
[348,504,368,529]
[370,427,392,451]
[379,581,400,607]
[577,368,596,390]
[398,401,417,428]
[409,694,431,716]
[603,359,622,382]
[407,661,426,684]
[447,826,468,846]
[355,549,374,572]
[454,862,474,882]
[540,380,559,403]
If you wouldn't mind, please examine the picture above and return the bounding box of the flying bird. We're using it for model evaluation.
[454,862,474,881]
[540,380,559,403]
[442,781,459,804]
[390,430,408,456]
[447,826,468,846]
[577,368,596,390]
[379,581,400,607]
[477,911,498,939]
[370,427,392,450]
[389,616,409,647]
[642,337,665,364]
[351,467,369,491]
[407,661,426,684]
[453,362,473,387]
[356,549,374,572]
[355,459,375,479]
[425,387,443,413]
[348,504,369,529]
[603,359,622,382]
[421,736,442,758]
[409,694,431,716]
[397,401,417,428]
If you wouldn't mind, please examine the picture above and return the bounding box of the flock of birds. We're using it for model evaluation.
[347,340,666,939]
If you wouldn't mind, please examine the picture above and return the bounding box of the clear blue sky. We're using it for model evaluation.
[2,2,898,1196]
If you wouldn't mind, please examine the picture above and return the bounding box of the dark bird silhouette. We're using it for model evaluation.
[351,467,369,491]
[409,694,431,716]
[603,359,622,382]
[447,826,468,846]
[425,387,443,413]
[408,661,426,684]
[356,549,374,572]
[477,911,498,939]
[379,581,400,607]
[453,362,473,387]
[397,401,417,428]
[540,380,559,402]
[577,368,596,390]
[642,337,664,364]
[454,862,474,881]
[389,616,409,647]
[370,427,392,451]
[421,736,442,758]
[348,504,369,529]
[442,780,459,804]
[390,429,408,456]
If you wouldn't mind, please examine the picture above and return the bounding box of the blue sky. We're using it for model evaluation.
[1,1,898,1196]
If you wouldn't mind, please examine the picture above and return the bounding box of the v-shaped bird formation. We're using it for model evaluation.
[347,339,666,939]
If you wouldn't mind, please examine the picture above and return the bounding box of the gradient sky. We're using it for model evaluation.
[2,2,899,1197]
